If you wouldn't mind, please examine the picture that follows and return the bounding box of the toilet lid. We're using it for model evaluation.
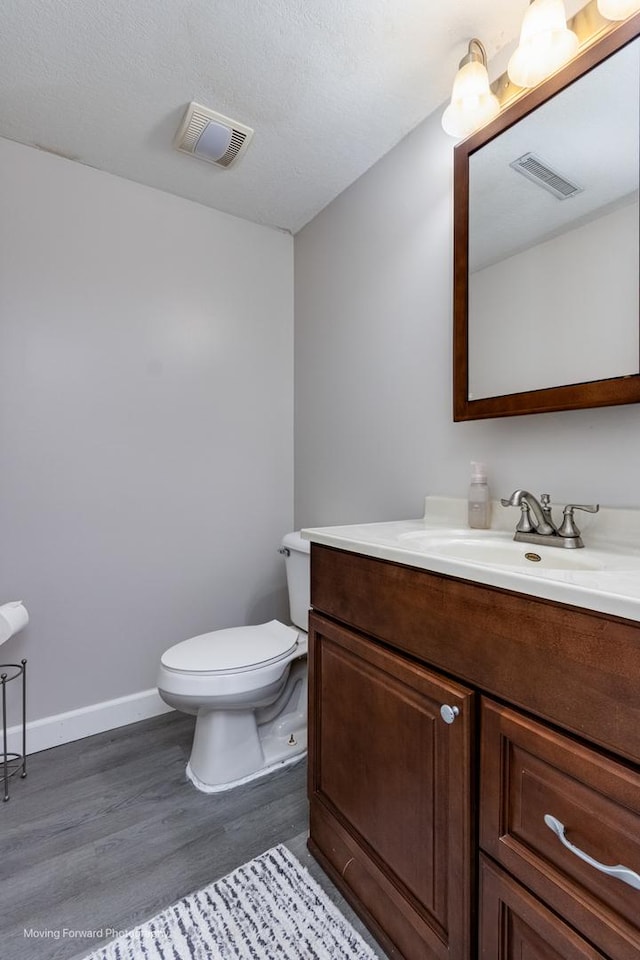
[161,620,300,673]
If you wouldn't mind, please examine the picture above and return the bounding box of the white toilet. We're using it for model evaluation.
[157,532,310,793]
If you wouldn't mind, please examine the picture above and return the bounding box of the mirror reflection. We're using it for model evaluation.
[467,37,639,402]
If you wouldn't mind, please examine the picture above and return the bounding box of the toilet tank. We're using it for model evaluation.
[281,532,310,632]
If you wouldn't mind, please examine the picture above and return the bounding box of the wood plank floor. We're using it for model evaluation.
[1,711,386,960]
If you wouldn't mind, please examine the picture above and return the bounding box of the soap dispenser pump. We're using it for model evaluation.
[468,461,490,529]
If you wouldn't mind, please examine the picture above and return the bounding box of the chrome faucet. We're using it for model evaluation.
[501,490,599,549]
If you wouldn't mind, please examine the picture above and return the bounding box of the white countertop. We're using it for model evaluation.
[302,497,640,623]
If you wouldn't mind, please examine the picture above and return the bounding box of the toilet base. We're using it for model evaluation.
[185,748,305,794]
[186,658,307,793]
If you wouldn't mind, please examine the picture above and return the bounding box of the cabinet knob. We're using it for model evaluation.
[440,704,460,724]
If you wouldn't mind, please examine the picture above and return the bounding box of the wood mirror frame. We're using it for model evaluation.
[453,12,640,421]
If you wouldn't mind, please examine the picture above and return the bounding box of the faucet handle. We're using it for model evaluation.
[540,493,551,507]
[500,494,535,532]
[515,501,534,533]
[558,503,600,538]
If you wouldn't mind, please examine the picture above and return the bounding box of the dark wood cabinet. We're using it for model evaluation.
[308,613,474,960]
[307,543,640,960]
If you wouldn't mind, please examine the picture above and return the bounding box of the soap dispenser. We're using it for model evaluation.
[468,461,490,529]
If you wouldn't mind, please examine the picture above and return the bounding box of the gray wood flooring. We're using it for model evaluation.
[1,711,386,960]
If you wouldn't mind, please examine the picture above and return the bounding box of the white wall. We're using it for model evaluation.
[0,138,293,728]
[294,107,640,529]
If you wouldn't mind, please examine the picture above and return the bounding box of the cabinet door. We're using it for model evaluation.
[480,856,608,960]
[308,613,474,960]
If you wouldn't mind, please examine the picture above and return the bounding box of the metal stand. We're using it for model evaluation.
[1,659,27,802]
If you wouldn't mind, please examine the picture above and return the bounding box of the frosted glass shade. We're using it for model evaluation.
[194,120,232,161]
[508,0,579,88]
[597,0,640,19]
[442,60,500,138]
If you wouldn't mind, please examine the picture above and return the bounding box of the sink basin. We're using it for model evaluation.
[418,537,604,571]
[397,530,609,570]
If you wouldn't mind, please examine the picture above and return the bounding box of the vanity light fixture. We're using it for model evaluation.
[507,0,579,88]
[441,39,500,139]
[597,0,640,19]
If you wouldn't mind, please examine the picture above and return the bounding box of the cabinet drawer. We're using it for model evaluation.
[480,856,607,959]
[480,698,640,960]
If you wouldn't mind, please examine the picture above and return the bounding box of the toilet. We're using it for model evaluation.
[157,532,310,793]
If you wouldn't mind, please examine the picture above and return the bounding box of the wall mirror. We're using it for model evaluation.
[453,13,640,420]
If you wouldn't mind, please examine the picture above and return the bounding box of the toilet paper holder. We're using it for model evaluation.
[1,659,27,802]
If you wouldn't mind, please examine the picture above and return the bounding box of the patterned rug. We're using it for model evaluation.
[83,844,381,959]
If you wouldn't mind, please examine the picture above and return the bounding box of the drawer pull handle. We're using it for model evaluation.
[544,814,640,891]
[440,704,460,724]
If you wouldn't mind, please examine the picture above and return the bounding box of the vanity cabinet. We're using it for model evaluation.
[307,543,640,960]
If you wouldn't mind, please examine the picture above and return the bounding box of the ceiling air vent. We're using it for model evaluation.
[174,102,254,169]
[509,152,583,200]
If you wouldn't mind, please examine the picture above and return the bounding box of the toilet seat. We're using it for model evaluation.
[158,620,305,705]
[160,620,300,676]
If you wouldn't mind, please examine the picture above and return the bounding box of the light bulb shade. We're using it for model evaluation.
[597,0,640,19]
[193,120,233,161]
[442,60,500,138]
[508,0,579,88]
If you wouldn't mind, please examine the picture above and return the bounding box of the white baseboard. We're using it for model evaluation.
[4,688,175,757]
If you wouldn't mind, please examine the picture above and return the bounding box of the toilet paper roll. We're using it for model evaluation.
[0,601,29,647]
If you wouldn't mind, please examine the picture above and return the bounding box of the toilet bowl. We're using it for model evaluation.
[157,532,310,793]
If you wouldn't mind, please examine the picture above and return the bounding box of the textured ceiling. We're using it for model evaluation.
[0,1,583,232]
